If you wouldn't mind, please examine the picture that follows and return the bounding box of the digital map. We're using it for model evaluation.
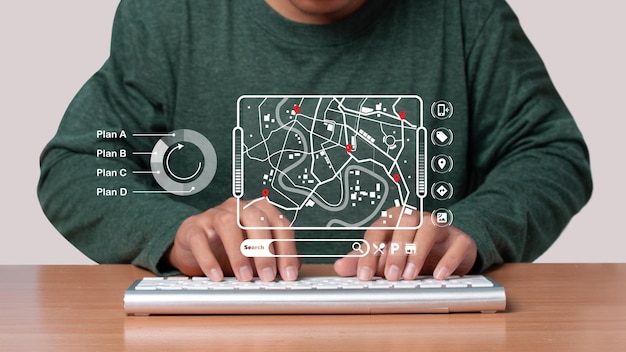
[234,95,426,230]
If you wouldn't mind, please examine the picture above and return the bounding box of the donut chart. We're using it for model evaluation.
[149,129,217,196]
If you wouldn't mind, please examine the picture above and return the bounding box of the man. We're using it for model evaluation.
[38,0,592,283]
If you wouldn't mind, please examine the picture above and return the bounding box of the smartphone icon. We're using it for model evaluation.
[431,100,453,120]
[437,103,447,117]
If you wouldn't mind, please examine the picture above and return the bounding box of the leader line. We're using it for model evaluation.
[132,133,176,137]
[132,187,196,195]
[132,170,160,175]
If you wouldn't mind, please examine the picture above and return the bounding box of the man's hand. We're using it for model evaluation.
[166,197,300,282]
[334,209,477,281]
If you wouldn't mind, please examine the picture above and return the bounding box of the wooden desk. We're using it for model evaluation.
[1,264,625,351]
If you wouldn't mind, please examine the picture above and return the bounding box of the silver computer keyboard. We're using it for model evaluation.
[124,275,506,315]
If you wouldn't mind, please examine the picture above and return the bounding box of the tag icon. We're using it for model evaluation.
[436,131,448,143]
[431,128,453,147]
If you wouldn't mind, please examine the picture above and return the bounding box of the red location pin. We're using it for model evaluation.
[293,105,301,114]
[346,144,353,153]
[399,111,406,120]
[262,189,269,198]
[393,174,401,183]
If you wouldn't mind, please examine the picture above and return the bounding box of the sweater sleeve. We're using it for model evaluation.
[38,0,195,275]
[451,0,593,272]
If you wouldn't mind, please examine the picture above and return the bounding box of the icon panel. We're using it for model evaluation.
[431,128,454,147]
[431,100,454,120]
[431,208,454,227]
[431,181,453,200]
[431,154,453,174]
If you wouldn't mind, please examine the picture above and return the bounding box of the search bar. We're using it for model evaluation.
[240,239,370,258]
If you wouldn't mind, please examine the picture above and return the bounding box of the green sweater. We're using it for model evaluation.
[38,0,592,275]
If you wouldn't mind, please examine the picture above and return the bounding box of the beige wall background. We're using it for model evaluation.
[0,0,623,265]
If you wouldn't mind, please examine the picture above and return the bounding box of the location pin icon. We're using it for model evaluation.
[438,158,447,170]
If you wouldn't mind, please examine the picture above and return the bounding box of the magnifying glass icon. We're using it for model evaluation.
[352,241,364,254]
